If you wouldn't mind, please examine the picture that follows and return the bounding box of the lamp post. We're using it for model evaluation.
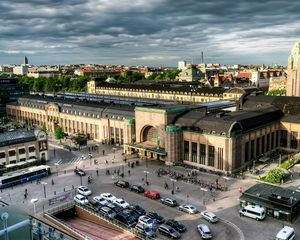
[1,212,9,240]
[41,182,47,198]
[144,171,149,184]
[80,175,83,185]
[171,179,177,195]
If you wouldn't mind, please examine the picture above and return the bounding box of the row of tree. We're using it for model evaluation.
[19,76,89,93]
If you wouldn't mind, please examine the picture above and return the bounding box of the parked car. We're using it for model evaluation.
[93,196,108,206]
[74,194,89,205]
[100,193,117,202]
[165,219,186,233]
[138,215,157,229]
[74,168,86,176]
[160,198,178,207]
[114,180,129,188]
[179,204,198,214]
[115,210,138,227]
[99,206,117,219]
[112,198,130,209]
[158,224,181,239]
[76,186,92,196]
[128,205,146,216]
[144,190,160,199]
[201,211,219,223]
[197,224,212,239]
[105,202,123,213]
[123,209,140,222]
[130,185,145,193]
[135,223,157,238]
[147,212,165,224]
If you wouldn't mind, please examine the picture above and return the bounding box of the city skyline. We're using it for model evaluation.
[0,0,300,66]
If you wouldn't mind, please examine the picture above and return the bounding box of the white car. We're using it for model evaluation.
[93,196,108,205]
[74,194,89,205]
[100,193,117,202]
[112,198,130,209]
[197,224,212,239]
[179,204,198,214]
[138,215,157,229]
[201,211,219,223]
[76,186,92,196]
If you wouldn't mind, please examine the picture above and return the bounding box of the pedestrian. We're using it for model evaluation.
[128,170,131,176]
[124,157,127,163]
[102,150,105,156]
[114,169,116,174]
[105,160,108,164]
[146,181,149,186]
[52,179,54,185]
[142,177,144,181]
[96,169,99,176]
[117,169,120,176]
[24,193,27,199]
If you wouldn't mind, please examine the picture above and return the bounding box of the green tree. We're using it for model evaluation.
[54,127,66,143]
[266,89,286,96]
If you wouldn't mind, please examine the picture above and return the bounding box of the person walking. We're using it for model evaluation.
[128,170,131,176]
[96,169,99,176]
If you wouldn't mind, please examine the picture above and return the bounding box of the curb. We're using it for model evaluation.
[220,218,245,240]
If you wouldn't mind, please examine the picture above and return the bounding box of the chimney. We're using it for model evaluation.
[201,51,204,64]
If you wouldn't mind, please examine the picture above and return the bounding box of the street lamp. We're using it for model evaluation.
[41,182,47,198]
[144,171,149,184]
[1,212,9,240]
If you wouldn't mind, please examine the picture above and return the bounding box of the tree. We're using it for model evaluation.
[54,127,66,143]
[266,89,286,96]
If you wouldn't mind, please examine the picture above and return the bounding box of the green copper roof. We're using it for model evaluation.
[166,125,182,133]
[135,106,188,114]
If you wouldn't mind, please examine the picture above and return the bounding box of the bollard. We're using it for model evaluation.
[64,188,65,192]
[54,191,56,195]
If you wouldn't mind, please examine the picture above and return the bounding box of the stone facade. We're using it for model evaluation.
[287,42,300,96]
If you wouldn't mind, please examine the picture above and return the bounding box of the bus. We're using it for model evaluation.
[0,165,51,189]
[239,205,266,220]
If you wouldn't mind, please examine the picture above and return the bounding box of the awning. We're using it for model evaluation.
[127,141,167,156]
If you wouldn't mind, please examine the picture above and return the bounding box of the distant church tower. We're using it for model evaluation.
[287,42,300,96]
[24,56,29,65]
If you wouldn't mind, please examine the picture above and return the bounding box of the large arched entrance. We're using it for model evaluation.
[142,125,159,143]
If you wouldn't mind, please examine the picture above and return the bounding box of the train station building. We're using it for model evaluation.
[5,93,300,174]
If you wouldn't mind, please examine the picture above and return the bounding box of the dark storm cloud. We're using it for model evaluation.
[0,0,299,65]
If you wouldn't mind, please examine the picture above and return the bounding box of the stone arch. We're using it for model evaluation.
[141,125,159,142]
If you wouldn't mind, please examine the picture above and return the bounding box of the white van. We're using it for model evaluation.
[275,226,295,240]
[239,205,266,220]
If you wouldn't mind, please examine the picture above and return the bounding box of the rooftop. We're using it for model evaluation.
[0,129,36,147]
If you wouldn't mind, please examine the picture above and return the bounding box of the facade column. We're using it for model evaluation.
[205,135,209,166]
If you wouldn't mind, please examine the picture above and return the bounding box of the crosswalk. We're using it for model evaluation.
[55,156,86,165]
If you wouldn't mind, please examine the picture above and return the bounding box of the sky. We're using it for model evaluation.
[0,0,300,66]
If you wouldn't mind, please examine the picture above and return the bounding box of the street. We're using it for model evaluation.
[1,141,299,240]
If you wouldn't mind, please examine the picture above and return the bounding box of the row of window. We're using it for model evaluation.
[0,146,35,158]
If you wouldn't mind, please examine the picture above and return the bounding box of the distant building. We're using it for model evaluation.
[0,78,29,117]
[13,65,28,76]
[27,68,60,78]
[24,56,29,65]
[287,41,300,96]
[177,61,186,70]
[268,76,287,92]
[0,129,48,172]
[177,64,204,82]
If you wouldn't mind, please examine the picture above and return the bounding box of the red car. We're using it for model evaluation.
[144,190,160,199]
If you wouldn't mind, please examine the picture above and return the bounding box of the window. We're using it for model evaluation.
[0,152,5,158]
[256,138,260,157]
[217,147,223,170]
[183,141,189,161]
[9,150,16,157]
[280,130,287,148]
[200,144,206,165]
[250,140,255,160]
[208,145,215,167]
[245,142,249,162]
[291,131,298,149]
[28,146,35,152]
[19,148,26,154]
[191,142,197,162]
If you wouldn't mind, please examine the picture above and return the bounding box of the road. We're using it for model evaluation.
[1,142,299,240]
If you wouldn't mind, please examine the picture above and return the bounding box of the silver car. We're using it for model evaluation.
[197,224,212,239]
[179,204,198,214]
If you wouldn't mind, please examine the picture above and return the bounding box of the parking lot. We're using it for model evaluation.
[84,179,240,240]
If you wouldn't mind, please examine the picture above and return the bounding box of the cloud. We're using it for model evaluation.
[0,0,299,65]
